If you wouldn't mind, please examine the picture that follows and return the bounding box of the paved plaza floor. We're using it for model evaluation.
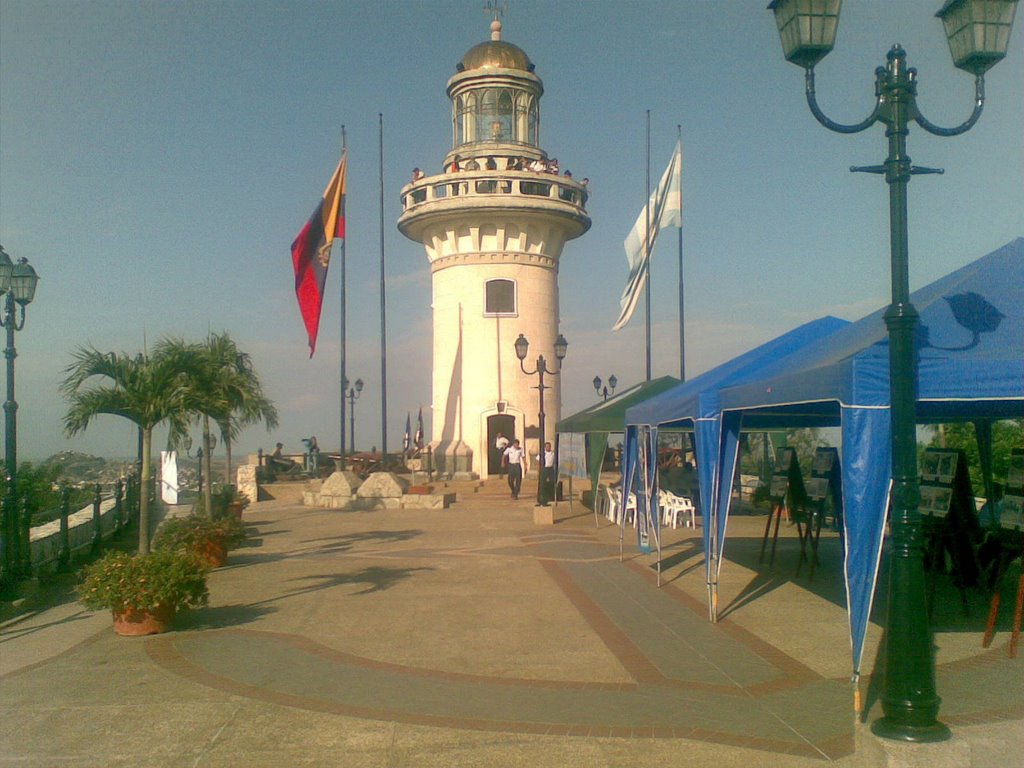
[1,478,1021,766]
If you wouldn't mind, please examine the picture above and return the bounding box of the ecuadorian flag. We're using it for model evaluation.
[291,151,346,356]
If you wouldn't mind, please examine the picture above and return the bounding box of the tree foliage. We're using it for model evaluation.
[925,419,1023,494]
[59,336,276,553]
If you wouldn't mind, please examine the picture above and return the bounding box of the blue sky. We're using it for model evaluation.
[1,0,1021,461]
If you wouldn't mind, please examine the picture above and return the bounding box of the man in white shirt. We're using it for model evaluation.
[503,439,527,499]
[540,441,556,506]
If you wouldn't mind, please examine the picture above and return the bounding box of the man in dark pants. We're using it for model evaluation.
[503,439,526,499]
[540,441,556,506]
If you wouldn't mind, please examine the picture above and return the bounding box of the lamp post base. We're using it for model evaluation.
[871,716,951,743]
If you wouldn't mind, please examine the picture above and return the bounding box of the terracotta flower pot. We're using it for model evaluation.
[112,604,175,637]
[228,501,244,520]
[199,540,228,568]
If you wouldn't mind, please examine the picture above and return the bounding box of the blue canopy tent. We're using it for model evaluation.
[622,316,851,616]
[713,238,1024,682]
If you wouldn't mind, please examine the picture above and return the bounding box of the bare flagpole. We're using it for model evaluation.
[339,125,348,469]
[644,110,652,381]
[379,113,388,455]
[676,124,685,382]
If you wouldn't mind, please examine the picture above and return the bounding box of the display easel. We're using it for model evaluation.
[920,448,982,616]
[797,447,842,580]
[759,447,807,567]
[982,448,1024,657]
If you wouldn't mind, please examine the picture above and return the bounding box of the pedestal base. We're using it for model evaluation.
[429,440,474,477]
[532,505,554,525]
[871,716,951,743]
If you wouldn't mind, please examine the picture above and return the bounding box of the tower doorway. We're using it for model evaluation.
[487,414,516,476]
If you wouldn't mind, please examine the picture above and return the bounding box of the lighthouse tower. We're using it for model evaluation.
[398,19,590,478]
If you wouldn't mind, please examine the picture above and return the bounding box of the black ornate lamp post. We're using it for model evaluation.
[345,377,364,453]
[593,374,617,402]
[0,246,39,582]
[767,0,1018,743]
[514,333,568,504]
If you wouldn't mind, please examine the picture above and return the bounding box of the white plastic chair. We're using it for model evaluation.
[603,485,619,523]
[614,488,638,527]
[662,491,696,529]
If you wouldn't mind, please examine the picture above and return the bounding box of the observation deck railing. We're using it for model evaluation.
[400,170,589,214]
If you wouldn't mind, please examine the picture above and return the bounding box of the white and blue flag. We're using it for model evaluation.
[613,138,682,331]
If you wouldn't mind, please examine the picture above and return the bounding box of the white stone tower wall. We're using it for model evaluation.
[431,252,561,473]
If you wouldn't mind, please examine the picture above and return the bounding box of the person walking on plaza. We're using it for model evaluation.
[495,432,510,476]
[304,435,320,474]
[540,441,556,506]
[503,438,527,499]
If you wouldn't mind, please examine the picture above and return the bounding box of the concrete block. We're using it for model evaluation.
[357,472,409,499]
[533,505,554,525]
[320,471,363,498]
[401,493,456,510]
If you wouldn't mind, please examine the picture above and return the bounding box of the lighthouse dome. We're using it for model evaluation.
[457,19,534,72]
[459,40,534,72]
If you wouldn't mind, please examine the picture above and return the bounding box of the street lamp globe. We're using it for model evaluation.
[355,378,364,394]
[937,0,1019,75]
[10,258,38,306]
[768,0,841,69]
[0,246,13,293]
[554,334,568,362]
[514,333,529,362]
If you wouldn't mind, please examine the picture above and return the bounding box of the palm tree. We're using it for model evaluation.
[202,333,278,485]
[155,335,277,514]
[61,347,191,553]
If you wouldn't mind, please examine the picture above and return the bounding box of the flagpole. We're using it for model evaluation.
[379,113,389,455]
[644,110,652,382]
[676,124,685,382]
[339,126,348,469]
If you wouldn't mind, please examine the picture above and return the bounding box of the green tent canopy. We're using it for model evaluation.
[556,376,680,504]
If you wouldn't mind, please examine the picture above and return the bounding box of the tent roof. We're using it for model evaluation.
[556,376,679,434]
[719,238,1024,423]
[625,316,850,428]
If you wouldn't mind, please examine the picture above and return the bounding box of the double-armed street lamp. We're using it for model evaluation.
[767,0,1018,743]
[0,245,40,582]
[514,333,568,504]
[593,374,617,402]
[345,377,364,453]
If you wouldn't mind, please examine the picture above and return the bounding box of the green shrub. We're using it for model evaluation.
[153,513,247,553]
[78,549,209,613]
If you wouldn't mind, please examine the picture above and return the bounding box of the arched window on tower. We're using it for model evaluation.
[484,278,517,316]
[455,92,476,146]
[478,88,514,143]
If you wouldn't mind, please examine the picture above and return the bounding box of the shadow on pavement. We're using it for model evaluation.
[179,602,279,631]
[280,566,436,596]
[299,529,424,555]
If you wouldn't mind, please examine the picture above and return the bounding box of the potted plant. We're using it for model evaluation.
[226,488,249,520]
[78,549,209,636]
[154,513,247,567]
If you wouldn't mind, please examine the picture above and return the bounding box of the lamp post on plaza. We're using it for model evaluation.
[514,333,568,505]
[345,378,364,454]
[0,246,40,582]
[593,374,617,402]
[767,0,1018,743]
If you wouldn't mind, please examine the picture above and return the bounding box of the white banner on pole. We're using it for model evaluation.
[161,450,179,505]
